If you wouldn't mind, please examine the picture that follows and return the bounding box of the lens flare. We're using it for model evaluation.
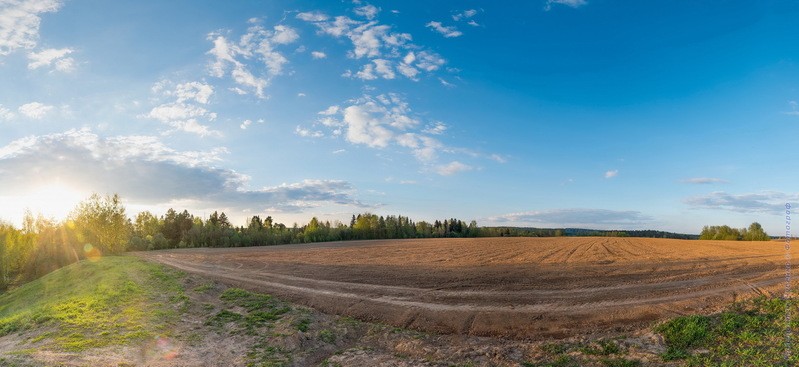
[83,243,102,261]
[141,335,180,362]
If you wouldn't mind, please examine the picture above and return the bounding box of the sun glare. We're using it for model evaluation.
[10,183,88,222]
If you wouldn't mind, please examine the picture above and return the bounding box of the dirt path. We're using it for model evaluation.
[136,237,794,339]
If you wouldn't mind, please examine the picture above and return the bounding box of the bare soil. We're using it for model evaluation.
[137,237,792,339]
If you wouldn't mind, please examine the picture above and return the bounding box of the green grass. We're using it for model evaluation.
[193,282,214,293]
[0,256,185,352]
[581,340,622,356]
[655,296,799,366]
[318,329,335,343]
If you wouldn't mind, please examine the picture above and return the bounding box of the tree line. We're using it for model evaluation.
[0,194,478,290]
[698,222,770,241]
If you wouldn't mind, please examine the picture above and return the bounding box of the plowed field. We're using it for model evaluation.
[137,237,792,339]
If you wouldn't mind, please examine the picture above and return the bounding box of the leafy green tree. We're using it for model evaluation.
[70,193,130,254]
[743,222,770,241]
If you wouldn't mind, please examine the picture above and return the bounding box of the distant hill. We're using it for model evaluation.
[479,227,699,240]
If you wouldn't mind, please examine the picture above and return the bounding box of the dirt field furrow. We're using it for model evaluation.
[137,237,794,339]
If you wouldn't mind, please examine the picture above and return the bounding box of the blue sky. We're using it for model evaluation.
[0,0,798,234]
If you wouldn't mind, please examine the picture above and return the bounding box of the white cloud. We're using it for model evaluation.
[298,94,486,176]
[682,177,728,184]
[489,154,507,163]
[0,129,369,213]
[272,25,299,44]
[296,11,329,22]
[311,51,327,59]
[27,47,74,71]
[415,51,445,71]
[0,105,14,121]
[604,169,618,178]
[435,161,471,176]
[240,119,252,130]
[298,10,445,81]
[425,21,462,38]
[230,66,268,98]
[354,4,380,20]
[489,208,652,227]
[174,81,214,104]
[206,21,299,98]
[297,92,306,97]
[0,0,62,56]
[422,121,447,135]
[342,103,393,147]
[545,0,588,11]
[143,81,220,137]
[295,126,324,138]
[372,59,395,79]
[452,9,478,21]
[397,63,419,80]
[685,191,798,213]
[18,101,53,119]
[318,105,340,115]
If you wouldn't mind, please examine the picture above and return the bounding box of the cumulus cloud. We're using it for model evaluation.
[684,191,799,213]
[0,129,368,213]
[354,4,380,20]
[425,21,462,38]
[489,208,652,227]
[295,126,324,138]
[604,169,618,178]
[346,59,397,80]
[318,105,340,115]
[452,9,478,21]
[27,47,75,71]
[311,51,327,59]
[295,94,485,176]
[682,177,728,184]
[296,11,328,22]
[435,161,471,176]
[206,21,299,98]
[297,9,446,81]
[143,80,220,137]
[18,102,53,119]
[240,119,252,130]
[422,121,447,135]
[0,0,62,56]
[0,105,15,121]
[545,0,588,11]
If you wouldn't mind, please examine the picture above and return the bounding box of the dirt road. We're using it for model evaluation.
[136,237,793,339]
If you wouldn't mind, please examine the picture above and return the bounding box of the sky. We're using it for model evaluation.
[0,0,798,234]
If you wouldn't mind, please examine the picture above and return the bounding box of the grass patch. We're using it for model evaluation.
[295,317,311,332]
[581,340,622,356]
[318,329,335,343]
[193,282,214,293]
[0,256,185,352]
[207,310,244,327]
[655,296,799,365]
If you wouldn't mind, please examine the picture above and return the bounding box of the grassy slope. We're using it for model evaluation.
[0,256,185,355]
[1,255,797,367]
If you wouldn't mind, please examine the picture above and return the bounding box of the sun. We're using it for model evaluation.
[22,183,87,221]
